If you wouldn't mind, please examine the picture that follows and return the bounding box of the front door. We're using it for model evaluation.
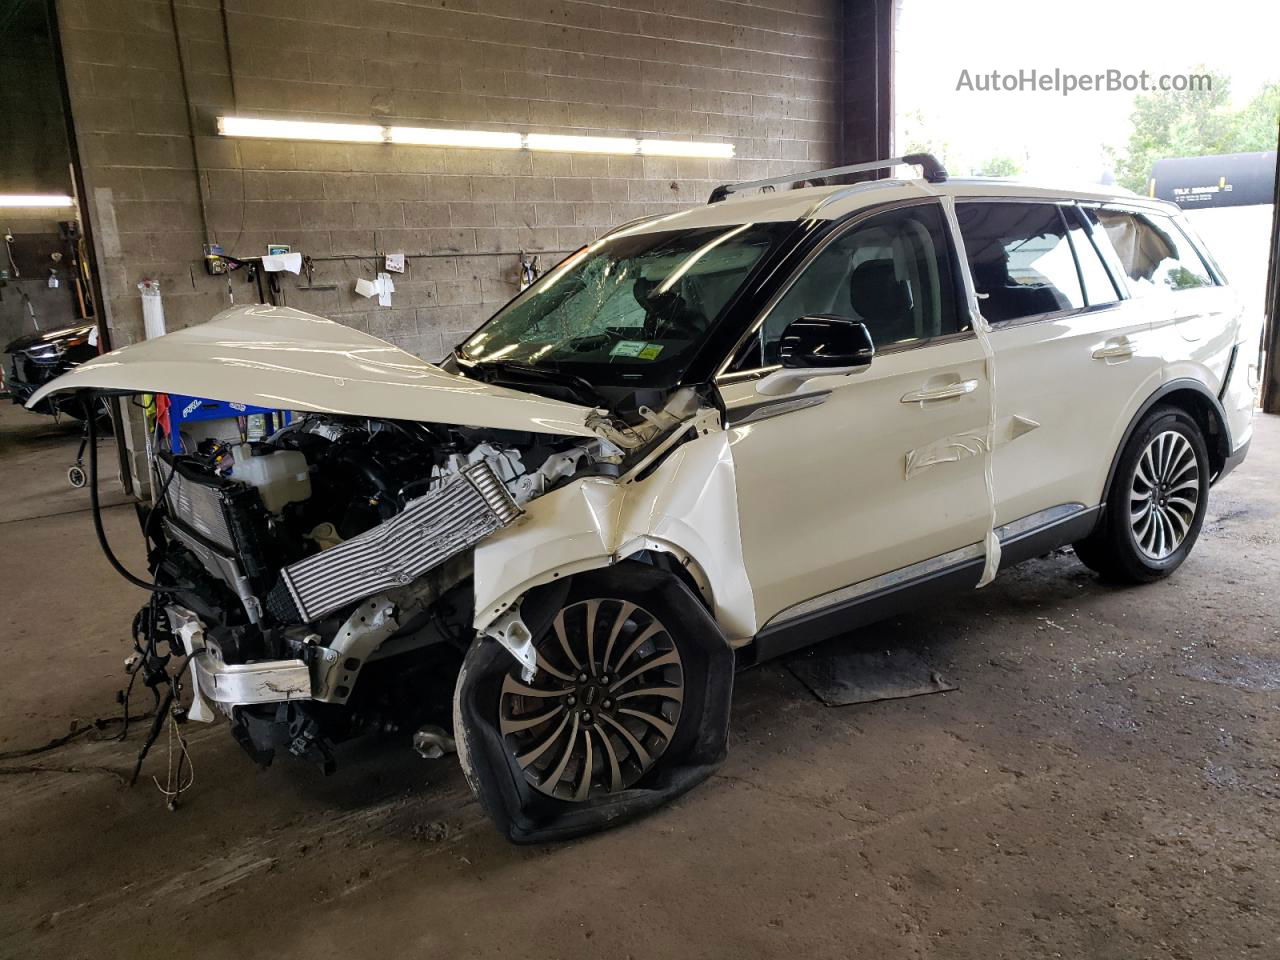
[718,200,996,629]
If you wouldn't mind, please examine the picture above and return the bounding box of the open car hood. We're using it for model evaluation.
[27,305,599,437]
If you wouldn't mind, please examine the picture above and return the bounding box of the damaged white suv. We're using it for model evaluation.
[34,155,1259,841]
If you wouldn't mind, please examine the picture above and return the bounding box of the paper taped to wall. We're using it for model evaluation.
[262,252,302,274]
[354,273,395,306]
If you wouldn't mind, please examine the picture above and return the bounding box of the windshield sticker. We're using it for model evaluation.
[609,340,665,360]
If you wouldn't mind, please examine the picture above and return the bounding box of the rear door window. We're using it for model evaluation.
[1087,210,1215,296]
[956,202,1084,323]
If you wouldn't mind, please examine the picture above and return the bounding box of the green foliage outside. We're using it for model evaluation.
[973,155,1022,177]
[898,109,1023,179]
[1108,70,1280,193]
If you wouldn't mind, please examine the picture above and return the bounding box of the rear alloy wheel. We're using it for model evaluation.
[1129,429,1200,561]
[499,599,684,802]
[1073,404,1210,583]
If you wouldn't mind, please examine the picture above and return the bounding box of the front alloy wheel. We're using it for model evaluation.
[499,599,684,802]
[453,563,734,843]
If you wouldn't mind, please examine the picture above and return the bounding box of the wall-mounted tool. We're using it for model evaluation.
[204,242,228,275]
[518,252,541,291]
[4,227,19,278]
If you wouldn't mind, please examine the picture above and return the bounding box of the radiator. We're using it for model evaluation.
[163,461,237,552]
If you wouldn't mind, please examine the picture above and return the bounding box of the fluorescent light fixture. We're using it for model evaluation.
[388,126,521,149]
[217,116,383,143]
[216,116,734,158]
[638,139,735,159]
[526,133,638,154]
[0,194,75,207]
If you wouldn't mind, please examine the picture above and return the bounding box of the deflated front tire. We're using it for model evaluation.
[453,562,734,843]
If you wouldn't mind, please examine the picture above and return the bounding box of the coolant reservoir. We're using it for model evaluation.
[230,443,311,513]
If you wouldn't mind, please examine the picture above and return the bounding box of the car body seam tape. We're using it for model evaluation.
[938,193,1001,586]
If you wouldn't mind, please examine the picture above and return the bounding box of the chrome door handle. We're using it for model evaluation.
[1092,337,1135,360]
[900,379,978,404]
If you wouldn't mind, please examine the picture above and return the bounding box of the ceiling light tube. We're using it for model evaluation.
[638,139,735,159]
[216,116,734,159]
[217,116,383,143]
[389,126,522,149]
[525,133,640,155]
[0,194,76,207]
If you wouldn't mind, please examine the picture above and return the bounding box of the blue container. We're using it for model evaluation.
[164,395,292,453]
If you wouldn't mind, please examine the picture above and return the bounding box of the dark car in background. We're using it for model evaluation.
[3,323,97,416]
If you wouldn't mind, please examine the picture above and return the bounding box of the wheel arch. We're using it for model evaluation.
[475,536,721,633]
[1102,379,1233,506]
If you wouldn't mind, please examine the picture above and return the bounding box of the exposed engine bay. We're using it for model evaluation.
[138,393,698,773]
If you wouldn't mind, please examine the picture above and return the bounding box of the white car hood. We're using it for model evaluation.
[27,304,599,437]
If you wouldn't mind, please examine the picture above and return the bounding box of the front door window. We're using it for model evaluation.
[731,202,964,370]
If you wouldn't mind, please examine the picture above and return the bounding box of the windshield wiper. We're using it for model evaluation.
[471,359,601,406]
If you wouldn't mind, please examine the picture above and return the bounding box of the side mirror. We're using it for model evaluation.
[757,315,875,397]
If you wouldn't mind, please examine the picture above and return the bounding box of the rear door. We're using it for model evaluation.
[954,200,1164,529]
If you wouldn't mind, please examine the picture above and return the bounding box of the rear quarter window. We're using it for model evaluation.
[1088,210,1216,296]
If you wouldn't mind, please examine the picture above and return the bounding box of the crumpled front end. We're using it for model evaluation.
[33,304,742,797]
[136,408,627,771]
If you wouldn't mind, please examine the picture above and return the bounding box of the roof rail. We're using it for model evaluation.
[707,152,947,204]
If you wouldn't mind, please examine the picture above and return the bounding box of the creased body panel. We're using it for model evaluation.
[472,428,755,642]
[1220,308,1264,454]
[26,304,598,437]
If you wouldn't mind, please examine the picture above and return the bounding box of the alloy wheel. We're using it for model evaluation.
[498,599,684,802]
[1130,429,1200,561]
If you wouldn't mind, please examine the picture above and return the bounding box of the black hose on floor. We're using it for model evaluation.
[85,393,173,593]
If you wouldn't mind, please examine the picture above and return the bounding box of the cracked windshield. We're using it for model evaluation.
[460,223,788,383]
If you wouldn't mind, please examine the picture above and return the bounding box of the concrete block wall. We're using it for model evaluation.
[56,0,844,361]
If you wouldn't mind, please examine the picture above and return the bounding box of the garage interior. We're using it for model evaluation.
[2,0,1279,956]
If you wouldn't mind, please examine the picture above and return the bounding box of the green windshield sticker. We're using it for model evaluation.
[638,344,664,359]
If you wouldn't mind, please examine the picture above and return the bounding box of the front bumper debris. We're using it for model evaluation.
[167,606,312,722]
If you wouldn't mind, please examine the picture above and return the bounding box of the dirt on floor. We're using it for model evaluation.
[0,400,1277,960]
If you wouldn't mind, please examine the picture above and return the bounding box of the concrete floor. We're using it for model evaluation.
[1,400,1277,959]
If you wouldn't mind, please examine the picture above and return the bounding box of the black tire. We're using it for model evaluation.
[1073,404,1210,583]
[454,562,734,843]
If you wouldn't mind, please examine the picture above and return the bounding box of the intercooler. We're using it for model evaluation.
[271,460,521,623]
